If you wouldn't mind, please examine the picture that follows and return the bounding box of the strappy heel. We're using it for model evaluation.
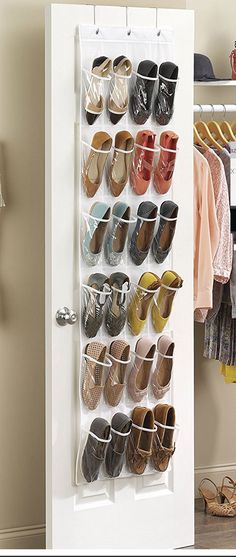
[219,476,236,509]
[198,478,236,517]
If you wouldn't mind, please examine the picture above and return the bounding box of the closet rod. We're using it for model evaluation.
[194,104,236,113]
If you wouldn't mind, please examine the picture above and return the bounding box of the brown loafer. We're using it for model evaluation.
[152,403,176,472]
[126,406,155,475]
[104,340,130,407]
[105,412,132,478]
[82,417,111,483]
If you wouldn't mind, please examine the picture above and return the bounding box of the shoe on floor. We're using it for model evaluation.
[131,59,158,124]
[126,406,155,474]
[128,336,156,402]
[152,200,178,264]
[105,412,132,478]
[82,417,111,482]
[130,201,158,266]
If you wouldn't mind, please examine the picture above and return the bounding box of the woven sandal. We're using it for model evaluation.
[82,273,110,338]
[104,340,130,407]
[105,273,130,337]
[82,341,107,410]
[199,478,236,517]
[219,476,236,510]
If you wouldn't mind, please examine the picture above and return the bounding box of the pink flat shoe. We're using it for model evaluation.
[130,130,156,195]
[128,336,156,402]
[151,335,174,399]
[154,131,178,194]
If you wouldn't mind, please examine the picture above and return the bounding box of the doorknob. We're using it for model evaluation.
[56,306,78,326]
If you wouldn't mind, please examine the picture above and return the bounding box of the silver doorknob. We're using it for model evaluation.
[56,306,78,326]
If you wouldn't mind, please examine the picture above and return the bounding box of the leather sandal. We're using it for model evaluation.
[82,417,111,482]
[108,56,132,124]
[219,476,236,510]
[199,478,236,517]
[105,412,132,478]
[104,340,130,407]
[109,131,134,197]
[152,403,176,472]
[128,337,156,402]
[82,341,107,410]
[85,56,112,125]
[83,132,112,197]
[126,406,155,475]
[151,335,174,399]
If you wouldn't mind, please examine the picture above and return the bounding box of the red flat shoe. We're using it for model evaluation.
[130,130,156,195]
[154,131,178,194]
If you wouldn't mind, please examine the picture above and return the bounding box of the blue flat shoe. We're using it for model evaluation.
[82,202,111,266]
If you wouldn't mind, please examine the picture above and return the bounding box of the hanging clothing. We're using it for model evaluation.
[204,281,236,366]
[230,250,236,318]
[194,147,220,318]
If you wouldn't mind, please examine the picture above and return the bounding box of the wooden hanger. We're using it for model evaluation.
[206,104,227,145]
[219,105,236,141]
[195,120,223,150]
[193,124,209,150]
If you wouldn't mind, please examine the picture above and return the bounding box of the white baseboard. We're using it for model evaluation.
[0,524,45,549]
[195,463,236,498]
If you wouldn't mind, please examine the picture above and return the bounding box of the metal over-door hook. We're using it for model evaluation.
[56,307,78,326]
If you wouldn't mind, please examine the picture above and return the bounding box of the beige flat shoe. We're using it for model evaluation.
[104,340,130,407]
[82,342,107,410]
[85,56,112,125]
[151,335,174,399]
[128,337,156,402]
[83,132,112,197]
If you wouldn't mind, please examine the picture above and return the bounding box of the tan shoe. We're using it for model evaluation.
[151,335,174,399]
[82,342,107,410]
[199,478,236,517]
[128,337,156,402]
[104,340,130,407]
[85,56,112,125]
[126,406,155,474]
[109,131,134,197]
[108,56,132,124]
[83,131,112,197]
[152,403,176,472]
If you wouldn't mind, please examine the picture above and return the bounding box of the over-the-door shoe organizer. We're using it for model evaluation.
[75,24,181,485]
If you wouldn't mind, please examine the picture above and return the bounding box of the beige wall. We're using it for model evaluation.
[0,0,235,550]
[187,0,236,489]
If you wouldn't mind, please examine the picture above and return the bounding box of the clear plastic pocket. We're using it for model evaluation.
[81,209,111,266]
[128,281,161,336]
[107,142,134,197]
[127,349,157,406]
[105,282,131,337]
[105,211,136,266]
[81,351,112,411]
[75,426,112,485]
[82,138,112,198]
[82,283,111,338]
[130,141,159,195]
[83,66,112,125]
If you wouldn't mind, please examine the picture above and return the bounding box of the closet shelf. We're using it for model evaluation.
[194,80,236,87]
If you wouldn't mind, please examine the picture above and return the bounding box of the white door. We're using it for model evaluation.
[45,4,194,550]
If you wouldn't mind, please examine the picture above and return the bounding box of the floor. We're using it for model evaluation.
[193,498,236,550]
